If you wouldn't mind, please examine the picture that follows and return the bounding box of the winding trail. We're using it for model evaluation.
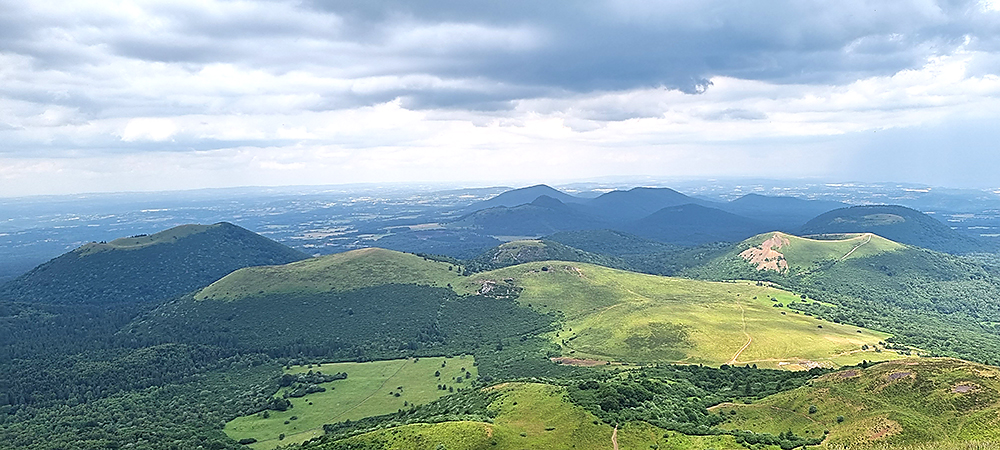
[612,424,619,450]
[728,300,752,365]
[839,233,873,261]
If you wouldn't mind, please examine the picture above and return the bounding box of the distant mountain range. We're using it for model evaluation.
[454,185,844,246]
[452,185,991,254]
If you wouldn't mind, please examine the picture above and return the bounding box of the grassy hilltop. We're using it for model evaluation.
[196,247,471,301]
[467,261,897,368]
[174,247,900,369]
[736,231,903,274]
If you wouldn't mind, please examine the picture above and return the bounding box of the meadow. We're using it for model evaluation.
[225,356,477,449]
[322,382,750,450]
[468,262,899,368]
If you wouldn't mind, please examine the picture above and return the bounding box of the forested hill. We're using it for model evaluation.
[798,204,986,254]
[0,222,307,304]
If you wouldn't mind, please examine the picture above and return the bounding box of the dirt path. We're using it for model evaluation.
[728,300,752,365]
[839,233,872,261]
[611,424,619,450]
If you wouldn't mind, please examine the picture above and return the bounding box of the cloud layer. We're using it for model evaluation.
[2,0,1000,195]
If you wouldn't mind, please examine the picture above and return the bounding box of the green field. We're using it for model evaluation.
[739,231,903,274]
[320,382,749,450]
[714,358,1000,449]
[225,356,477,449]
[197,248,471,301]
[467,262,898,368]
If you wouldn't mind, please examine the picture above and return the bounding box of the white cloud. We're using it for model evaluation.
[0,0,999,195]
[121,118,178,142]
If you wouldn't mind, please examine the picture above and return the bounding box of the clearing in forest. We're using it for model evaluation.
[225,356,477,449]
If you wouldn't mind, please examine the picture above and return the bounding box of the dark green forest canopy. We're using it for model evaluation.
[0,222,306,305]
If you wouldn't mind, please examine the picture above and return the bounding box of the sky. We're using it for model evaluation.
[2,0,1000,197]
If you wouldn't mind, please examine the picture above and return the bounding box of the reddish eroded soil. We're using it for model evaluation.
[739,233,790,272]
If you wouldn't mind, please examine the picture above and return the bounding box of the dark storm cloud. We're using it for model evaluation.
[302,0,993,92]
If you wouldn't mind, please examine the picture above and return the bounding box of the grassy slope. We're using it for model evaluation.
[196,248,471,301]
[714,358,1000,449]
[75,224,214,255]
[321,382,748,450]
[742,231,903,273]
[465,262,898,368]
[226,356,478,449]
[195,248,898,368]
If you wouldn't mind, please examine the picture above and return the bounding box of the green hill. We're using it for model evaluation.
[466,262,897,368]
[132,247,901,369]
[798,205,986,254]
[195,248,470,301]
[124,248,558,373]
[465,239,626,272]
[0,222,307,304]
[689,233,1000,367]
[715,358,1000,449]
[736,231,903,274]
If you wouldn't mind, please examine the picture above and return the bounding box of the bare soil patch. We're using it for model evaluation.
[739,233,790,272]
[952,383,979,393]
[887,371,913,381]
